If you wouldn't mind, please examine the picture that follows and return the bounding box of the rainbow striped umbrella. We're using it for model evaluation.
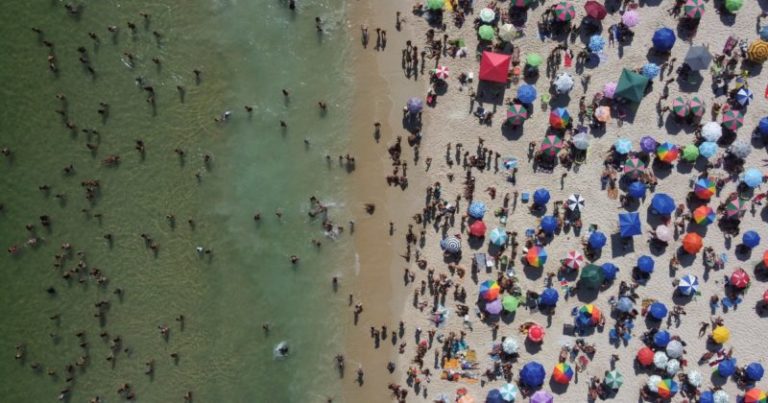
[540,134,564,157]
[506,103,529,126]
[692,205,715,225]
[688,96,705,118]
[623,157,646,179]
[725,197,747,217]
[577,304,602,326]
[553,1,576,22]
[552,362,574,384]
[672,96,689,118]
[657,142,679,163]
[479,280,501,301]
[745,388,768,403]
[694,177,716,200]
[722,109,744,132]
[526,245,547,267]
[683,0,705,19]
[656,378,678,399]
[736,87,754,106]
[549,107,570,129]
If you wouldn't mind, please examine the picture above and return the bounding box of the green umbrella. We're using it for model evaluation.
[725,0,742,13]
[478,25,495,41]
[682,144,699,162]
[614,68,649,104]
[426,0,444,11]
[579,264,605,288]
[502,295,520,312]
[526,53,543,67]
[604,370,624,389]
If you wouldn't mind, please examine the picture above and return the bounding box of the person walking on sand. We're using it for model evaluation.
[361,25,369,48]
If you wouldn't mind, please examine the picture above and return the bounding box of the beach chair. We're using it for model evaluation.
[608,329,618,343]
[473,253,487,270]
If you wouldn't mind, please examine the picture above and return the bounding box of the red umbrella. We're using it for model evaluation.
[637,347,654,366]
[528,324,545,342]
[682,232,703,254]
[763,250,768,266]
[730,268,750,289]
[763,289,768,304]
[584,0,607,20]
[469,220,487,237]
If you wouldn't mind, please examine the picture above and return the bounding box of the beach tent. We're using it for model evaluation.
[479,52,511,83]
[652,28,676,52]
[520,362,546,387]
[618,212,642,237]
[615,69,649,103]
[684,46,712,70]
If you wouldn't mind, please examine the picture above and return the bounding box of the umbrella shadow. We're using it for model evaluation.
[677,72,705,92]
[524,338,542,354]
[754,264,768,282]
[523,265,544,281]
[610,233,635,258]
[575,284,600,303]
[734,244,752,261]
[467,236,485,250]
[671,291,694,306]
[677,248,696,268]
[549,378,570,394]
[476,81,507,106]
[501,123,525,141]
[663,114,694,135]
[650,159,674,180]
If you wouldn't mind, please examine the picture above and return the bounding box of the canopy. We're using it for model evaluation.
[619,212,642,237]
[540,216,557,234]
[637,347,655,366]
[517,84,537,103]
[479,52,511,83]
[743,230,761,248]
[684,45,712,70]
[469,220,487,237]
[638,255,655,273]
[440,236,461,253]
[651,193,675,215]
[533,188,551,205]
[678,274,700,296]
[649,302,668,320]
[539,288,559,306]
[743,168,763,188]
[589,231,607,248]
[604,370,624,389]
[730,268,750,289]
[530,391,553,403]
[552,362,574,384]
[567,194,585,211]
[652,28,676,52]
[526,245,547,267]
[746,363,765,381]
[579,264,604,288]
[480,280,500,302]
[554,73,574,94]
[712,325,730,343]
[520,362,546,387]
[694,177,715,200]
[682,232,703,254]
[468,201,486,218]
[654,330,671,347]
[602,263,618,281]
[702,121,722,142]
[490,228,508,246]
[584,1,607,20]
[565,250,585,270]
[615,69,649,103]
[628,181,647,198]
[749,40,768,63]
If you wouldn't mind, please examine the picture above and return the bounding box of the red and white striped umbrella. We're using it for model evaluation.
[435,65,449,80]
[564,250,585,270]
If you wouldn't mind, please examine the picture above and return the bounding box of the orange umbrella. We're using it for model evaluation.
[763,250,768,266]
[528,324,545,342]
[682,232,703,254]
[637,346,654,366]
[763,289,768,304]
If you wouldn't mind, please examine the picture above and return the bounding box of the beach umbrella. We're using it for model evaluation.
[487,389,504,403]
[688,96,705,118]
[725,0,743,13]
[407,97,423,113]
[540,134,565,157]
[479,52,511,83]
[520,362,546,387]
[468,201,486,219]
[656,142,680,163]
[745,388,768,403]
[682,232,703,254]
[678,274,700,296]
[736,87,754,106]
[485,298,503,315]
[725,197,748,218]
[498,383,518,401]
[539,288,559,306]
[713,391,730,403]
[440,236,461,253]
[731,268,750,289]
[649,302,668,320]
[615,69,649,103]
[702,121,723,142]
[655,225,673,242]
[435,65,449,80]
[517,84,537,104]
[603,82,617,98]
[746,363,765,381]
[614,138,632,154]
[672,96,689,118]
[653,351,669,369]
[525,53,543,68]
[682,144,700,162]
[530,390,553,403]
[684,46,712,70]
[762,27,768,41]
[666,340,684,358]
[588,35,606,53]
[594,106,611,123]
[549,108,570,129]
[554,73,574,94]
[656,379,679,399]
[623,158,646,179]
[478,25,495,41]
[540,216,558,234]
[652,28,676,52]
[637,347,655,366]
[748,40,768,63]
[642,63,661,79]
[616,296,633,312]
[765,251,768,267]
[722,109,744,132]
[701,391,716,403]
[712,325,730,343]
[469,220,487,237]
[640,136,658,153]
[699,141,718,158]
[743,168,764,188]
[498,24,516,42]
[553,1,576,22]
[511,0,535,8]
[426,0,443,10]
[526,245,548,267]
[687,369,703,387]
[759,117,768,136]
[579,264,605,288]
[694,177,716,200]
[589,231,607,248]
[577,304,602,326]
[718,359,737,377]
[628,181,647,198]
[604,370,624,389]
[654,330,671,347]
[638,255,655,273]
[552,362,574,384]
[565,250,585,270]
[502,295,520,313]
[692,205,716,225]
[743,230,761,248]
[651,193,675,215]
[572,132,590,150]
[683,0,705,19]
[566,194,585,212]
[480,280,501,301]
[666,359,681,375]
[619,212,642,237]
[729,139,752,160]
[533,188,551,205]
[506,103,529,126]
[622,9,640,27]
[602,263,618,281]
[479,8,496,23]
[647,375,663,392]
[489,228,508,246]
[584,1,607,20]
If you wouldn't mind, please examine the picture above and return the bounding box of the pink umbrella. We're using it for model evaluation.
[564,250,585,270]
[603,82,617,98]
[622,10,640,27]
[435,65,449,80]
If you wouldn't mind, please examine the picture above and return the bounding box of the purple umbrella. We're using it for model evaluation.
[603,82,617,99]
[531,390,554,403]
[622,10,640,27]
[485,298,503,315]
[640,136,658,153]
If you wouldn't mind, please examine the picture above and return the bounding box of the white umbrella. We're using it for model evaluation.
[480,8,496,23]
[713,390,729,403]
[728,139,752,159]
[655,225,673,242]
[665,340,684,358]
[653,351,668,369]
[435,65,449,80]
[702,121,723,142]
[647,375,663,392]
[686,369,702,387]
[572,132,590,150]
[567,194,585,211]
[666,358,681,375]
[502,338,519,354]
[554,73,574,94]
[499,24,516,42]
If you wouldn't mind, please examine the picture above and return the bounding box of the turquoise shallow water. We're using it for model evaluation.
[0,0,356,401]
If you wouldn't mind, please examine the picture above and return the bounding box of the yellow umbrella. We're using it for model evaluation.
[712,326,730,343]
[594,106,611,122]
[747,40,768,63]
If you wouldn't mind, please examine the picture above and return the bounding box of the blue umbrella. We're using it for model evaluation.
[648,302,668,320]
[640,136,658,153]
[736,88,754,107]
[520,362,546,387]
[616,296,633,312]
[637,255,654,273]
[759,116,768,136]
[440,236,461,254]
[641,63,661,79]
[614,138,632,154]
[678,274,699,296]
[407,97,424,113]
[589,35,605,52]
[718,359,736,377]
[518,84,537,104]
[628,181,647,198]
[540,215,558,234]
[602,263,619,281]
[653,330,671,347]
[746,362,765,381]
[589,231,607,248]
[490,228,508,246]
[486,389,504,403]
[533,188,550,206]
[743,230,761,248]
[652,28,676,52]
[761,26,768,41]
[743,168,763,188]
[468,201,486,219]
[618,212,642,237]
[539,287,559,306]
[700,391,715,403]
[651,193,675,215]
[699,141,718,159]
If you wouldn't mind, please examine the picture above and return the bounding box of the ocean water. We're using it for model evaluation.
[0,0,356,401]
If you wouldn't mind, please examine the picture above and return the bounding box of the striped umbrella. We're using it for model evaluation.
[526,245,548,267]
[736,87,754,106]
[440,236,461,253]
[683,0,705,19]
[678,274,700,296]
[564,250,585,270]
[731,268,750,288]
[725,197,747,217]
[553,1,576,22]
[512,0,534,8]
[435,65,449,80]
[506,103,529,125]
[623,157,646,179]
[604,370,624,389]
[694,177,715,199]
[540,134,564,157]
[657,142,680,163]
[722,109,744,132]
[549,107,570,129]
[672,96,689,118]
[566,193,585,211]
[692,205,715,225]
[688,96,705,118]
[749,40,768,63]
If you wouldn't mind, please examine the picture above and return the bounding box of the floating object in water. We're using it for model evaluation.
[274,341,289,358]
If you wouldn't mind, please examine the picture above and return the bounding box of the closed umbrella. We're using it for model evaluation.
[478,25,495,41]
[499,383,518,401]
[743,168,763,188]
[517,84,537,104]
[654,351,669,369]
[649,302,668,320]
[589,35,606,52]
[616,296,633,312]
[682,144,699,162]
[614,138,632,154]
[564,250,585,270]
[440,236,461,253]
[579,264,605,288]
[628,181,647,198]
[678,274,700,296]
[540,216,557,234]
[539,288,559,306]
[530,391,553,403]
[666,340,684,358]
[407,97,423,113]
[566,194,585,211]
[572,132,589,150]
[603,82,617,98]
[468,201,486,218]
[655,224,673,242]
[553,1,576,22]
[526,53,543,67]
[604,370,624,389]
[651,193,675,215]
[683,0,705,19]
[642,63,661,79]
[638,255,655,273]
[584,1,607,20]
[743,230,761,248]
[499,24,516,42]
[736,87,754,106]
[602,263,618,281]
[622,10,640,27]
[654,330,671,347]
[722,109,744,132]
[489,228,508,246]
[748,40,768,63]
[686,369,703,387]
[554,73,574,94]
[589,231,607,248]
[502,295,520,313]
[702,121,722,142]
[640,136,658,153]
[533,188,551,205]
[479,8,496,23]
[725,0,743,13]
[746,363,765,381]
[619,212,642,237]
[699,141,718,158]
[520,362,546,387]
[666,359,681,375]
[652,28,676,52]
